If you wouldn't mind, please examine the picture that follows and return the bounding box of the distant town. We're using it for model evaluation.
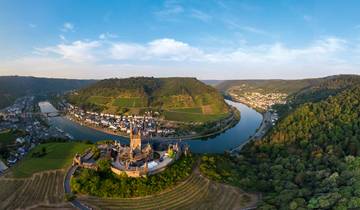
[228,90,287,111]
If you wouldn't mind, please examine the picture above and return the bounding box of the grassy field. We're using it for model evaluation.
[9,142,89,178]
[164,111,229,123]
[112,97,147,107]
[0,170,70,209]
[88,96,112,105]
[78,167,257,210]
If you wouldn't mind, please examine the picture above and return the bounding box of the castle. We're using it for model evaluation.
[73,126,189,178]
[110,127,154,177]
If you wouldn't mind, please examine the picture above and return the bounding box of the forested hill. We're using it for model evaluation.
[215,75,360,95]
[0,76,95,109]
[67,77,230,120]
[236,83,360,209]
[215,78,321,94]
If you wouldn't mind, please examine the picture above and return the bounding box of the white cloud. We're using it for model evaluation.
[190,9,212,22]
[61,22,75,32]
[34,36,348,65]
[147,38,203,60]
[35,40,101,62]
[6,36,357,79]
[59,35,66,41]
[154,0,184,19]
[239,26,270,36]
[223,20,272,37]
[110,43,145,60]
[99,32,118,40]
[110,38,203,61]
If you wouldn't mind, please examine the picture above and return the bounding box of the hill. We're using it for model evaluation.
[205,77,360,209]
[201,80,224,86]
[0,76,95,109]
[215,75,360,112]
[67,77,230,122]
[216,74,360,97]
[215,78,323,94]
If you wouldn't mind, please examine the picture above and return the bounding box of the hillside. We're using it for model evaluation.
[215,75,360,112]
[216,75,360,97]
[215,78,320,95]
[204,77,360,209]
[0,76,95,109]
[67,77,230,122]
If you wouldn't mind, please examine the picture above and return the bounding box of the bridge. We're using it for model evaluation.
[21,111,66,118]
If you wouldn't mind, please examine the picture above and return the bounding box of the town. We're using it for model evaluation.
[0,96,71,173]
[228,90,287,112]
[65,103,179,139]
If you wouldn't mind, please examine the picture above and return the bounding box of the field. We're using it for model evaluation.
[169,107,203,114]
[9,142,89,178]
[88,96,112,105]
[78,168,258,210]
[0,142,89,209]
[112,97,147,107]
[164,111,229,123]
[0,170,72,210]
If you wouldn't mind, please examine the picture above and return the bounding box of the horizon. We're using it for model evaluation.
[1,0,360,79]
[1,73,359,81]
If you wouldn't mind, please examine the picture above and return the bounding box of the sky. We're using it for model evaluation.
[0,0,360,80]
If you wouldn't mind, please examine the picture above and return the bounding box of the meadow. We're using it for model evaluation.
[9,142,89,178]
[112,97,147,107]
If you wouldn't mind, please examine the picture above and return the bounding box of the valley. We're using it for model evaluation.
[1,75,360,210]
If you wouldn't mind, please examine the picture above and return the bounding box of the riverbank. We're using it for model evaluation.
[230,110,273,154]
[40,100,262,154]
[65,107,240,142]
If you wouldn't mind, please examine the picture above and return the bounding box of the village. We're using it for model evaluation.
[228,91,287,111]
[65,103,177,139]
[0,96,70,173]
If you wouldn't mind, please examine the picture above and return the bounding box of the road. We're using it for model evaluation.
[64,151,94,210]
[230,111,273,154]
[64,165,90,210]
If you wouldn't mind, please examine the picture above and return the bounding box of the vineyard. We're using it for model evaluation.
[0,170,70,209]
[79,169,258,210]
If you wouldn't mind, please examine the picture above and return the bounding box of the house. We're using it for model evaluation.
[16,137,25,144]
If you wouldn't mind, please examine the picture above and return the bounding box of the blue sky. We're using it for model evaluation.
[1,0,360,79]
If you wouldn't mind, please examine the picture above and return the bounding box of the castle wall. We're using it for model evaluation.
[111,166,146,178]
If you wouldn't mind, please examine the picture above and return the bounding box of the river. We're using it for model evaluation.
[38,100,262,153]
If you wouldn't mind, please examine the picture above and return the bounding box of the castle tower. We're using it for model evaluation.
[144,158,148,174]
[130,126,141,151]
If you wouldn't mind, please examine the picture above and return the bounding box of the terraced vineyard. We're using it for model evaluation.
[0,170,68,209]
[79,170,258,210]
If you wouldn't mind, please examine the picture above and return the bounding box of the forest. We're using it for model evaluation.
[71,155,195,198]
[202,77,360,209]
